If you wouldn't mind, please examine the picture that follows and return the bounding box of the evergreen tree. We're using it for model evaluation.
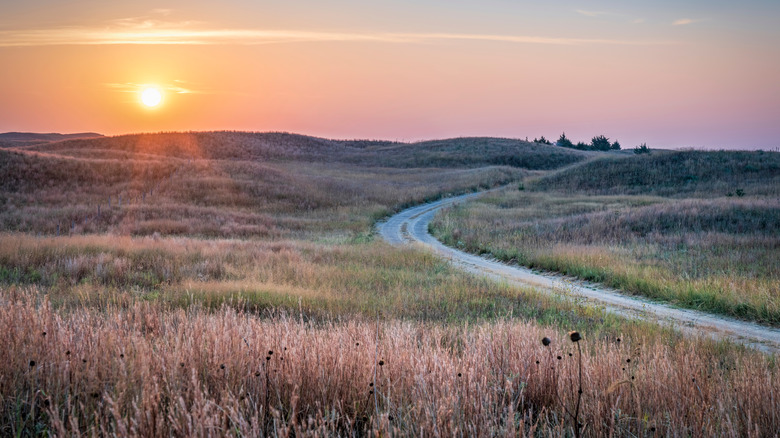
[591,135,611,151]
[634,143,651,154]
[557,132,574,148]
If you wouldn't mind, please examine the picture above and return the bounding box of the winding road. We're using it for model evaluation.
[378,190,780,354]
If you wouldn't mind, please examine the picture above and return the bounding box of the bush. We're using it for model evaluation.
[533,136,552,145]
[634,143,650,154]
[591,135,611,151]
[557,133,574,149]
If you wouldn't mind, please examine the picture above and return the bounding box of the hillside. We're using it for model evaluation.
[28,132,595,168]
[530,150,780,197]
[0,131,103,148]
[0,131,599,237]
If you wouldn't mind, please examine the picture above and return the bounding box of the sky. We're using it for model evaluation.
[1,0,779,149]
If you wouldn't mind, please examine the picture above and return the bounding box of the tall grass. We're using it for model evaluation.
[431,189,780,324]
[0,233,637,330]
[0,147,522,237]
[530,150,780,197]
[2,133,778,436]
[2,288,777,436]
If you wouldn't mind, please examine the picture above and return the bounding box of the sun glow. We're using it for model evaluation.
[141,87,162,107]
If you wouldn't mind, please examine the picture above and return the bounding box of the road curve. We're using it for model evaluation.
[378,190,780,354]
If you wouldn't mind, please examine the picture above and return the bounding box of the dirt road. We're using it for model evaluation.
[378,190,780,354]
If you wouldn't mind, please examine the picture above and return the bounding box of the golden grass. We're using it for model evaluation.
[3,133,779,436]
[3,288,777,436]
[431,189,780,324]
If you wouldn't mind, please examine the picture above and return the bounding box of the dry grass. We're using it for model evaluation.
[531,150,780,197]
[2,287,777,437]
[0,232,630,328]
[0,145,523,238]
[2,133,778,436]
[431,188,780,324]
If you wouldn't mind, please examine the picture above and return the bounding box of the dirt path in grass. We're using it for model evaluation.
[378,190,780,354]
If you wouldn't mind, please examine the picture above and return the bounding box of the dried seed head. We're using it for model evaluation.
[255,371,261,377]
[457,372,462,377]
[29,360,36,367]
[568,331,582,342]
[266,356,271,361]
[42,332,46,337]
[542,337,551,346]
[65,350,71,356]
[355,342,360,346]
[119,354,124,359]
[378,360,385,366]
[220,364,225,370]
[180,362,185,367]
[268,350,273,355]
[557,356,562,360]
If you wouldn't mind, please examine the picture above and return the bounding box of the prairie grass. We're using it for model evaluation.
[0,233,632,330]
[2,133,778,436]
[431,188,780,324]
[531,150,780,197]
[0,147,522,237]
[2,288,777,436]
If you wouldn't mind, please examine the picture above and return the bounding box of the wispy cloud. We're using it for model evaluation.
[0,22,676,47]
[105,81,201,95]
[672,18,704,26]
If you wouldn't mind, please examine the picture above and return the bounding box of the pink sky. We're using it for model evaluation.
[1,1,779,149]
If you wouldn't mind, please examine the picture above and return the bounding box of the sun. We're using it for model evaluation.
[141,87,163,107]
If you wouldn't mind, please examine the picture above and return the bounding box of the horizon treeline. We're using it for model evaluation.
[534,133,634,152]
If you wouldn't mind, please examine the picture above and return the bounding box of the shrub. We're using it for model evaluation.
[557,133,574,149]
[533,136,552,145]
[591,135,611,151]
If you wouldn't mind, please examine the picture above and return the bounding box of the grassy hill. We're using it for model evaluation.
[432,149,780,324]
[28,132,594,168]
[1,132,594,237]
[530,150,780,197]
[0,131,103,148]
[1,133,778,436]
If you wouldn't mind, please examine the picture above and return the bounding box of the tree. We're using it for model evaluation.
[591,135,611,151]
[633,143,650,154]
[533,136,552,145]
[611,140,621,150]
[575,141,589,150]
[557,132,574,148]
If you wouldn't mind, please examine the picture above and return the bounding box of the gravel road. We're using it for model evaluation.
[378,190,780,354]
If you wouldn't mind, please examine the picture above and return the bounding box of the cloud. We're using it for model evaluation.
[632,18,645,24]
[105,81,200,95]
[672,18,703,26]
[0,19,676,47]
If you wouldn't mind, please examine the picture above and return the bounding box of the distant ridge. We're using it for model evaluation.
[0,132,103,142]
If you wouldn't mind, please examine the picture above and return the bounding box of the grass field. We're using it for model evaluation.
[431,150,780,325]
[2,134,778,436]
